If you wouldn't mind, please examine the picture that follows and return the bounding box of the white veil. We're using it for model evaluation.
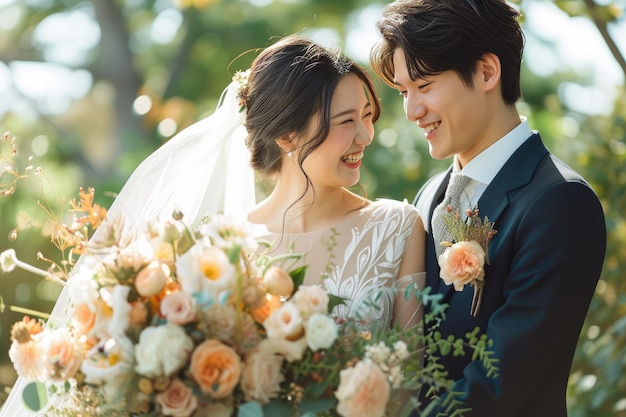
[1,80,256,416]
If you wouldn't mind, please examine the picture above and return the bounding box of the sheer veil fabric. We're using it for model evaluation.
[1,81,256,416]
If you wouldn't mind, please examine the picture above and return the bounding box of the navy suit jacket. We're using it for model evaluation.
[414,133,606,416]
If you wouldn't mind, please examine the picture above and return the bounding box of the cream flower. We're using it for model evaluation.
[292,285,329,319]
[135,324,194,377]
[263,301,304,341]
[240,349,285,404]
[335,359,391,417]
[134,260,170,297]
[305,313,338,351]
[176,240,237,295]
[259,336,308,362]
[202,303,238,343]
[263,266,294,298]
[8,334,48,381]
[0,249,16,272]
[81,337,136,405]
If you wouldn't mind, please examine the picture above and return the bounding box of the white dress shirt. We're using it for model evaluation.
[453,117,533,209]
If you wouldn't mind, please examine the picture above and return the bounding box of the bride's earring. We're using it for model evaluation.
[287,151,293,158]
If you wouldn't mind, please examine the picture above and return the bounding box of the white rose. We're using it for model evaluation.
[305,313,338,351]
[135,324,194,377]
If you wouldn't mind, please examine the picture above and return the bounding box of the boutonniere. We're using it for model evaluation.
[437,207,497,317]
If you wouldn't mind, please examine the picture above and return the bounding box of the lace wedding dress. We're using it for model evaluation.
[261,198,425,330]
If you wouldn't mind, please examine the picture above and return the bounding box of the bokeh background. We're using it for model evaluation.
[0,0,624,415]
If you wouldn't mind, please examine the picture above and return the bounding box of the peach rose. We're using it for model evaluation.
[129,301,149,326]
[135,260,170,297]
[155,378,198,417]
[71,302,96,335]
[438,241,486,291]
[263,266,294,298]
[43,328,82,380]
[292,285,329,319]
[189,340,242,398]
[263,301,304,341]
[160,291,196,325]
[335,359,390,417]
[240,349,284,403]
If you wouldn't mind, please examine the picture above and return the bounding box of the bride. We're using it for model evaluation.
[1,34,425,415]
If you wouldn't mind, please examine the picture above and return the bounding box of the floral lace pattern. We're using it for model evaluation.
[260,199,421,329]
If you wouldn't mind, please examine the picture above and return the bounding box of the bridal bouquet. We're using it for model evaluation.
[1,132,498,417]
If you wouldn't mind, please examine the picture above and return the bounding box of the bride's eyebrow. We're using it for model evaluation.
[331,109,357,119]
[331,103,372,119]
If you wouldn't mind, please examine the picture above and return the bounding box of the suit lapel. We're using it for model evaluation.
[434,133,548,299]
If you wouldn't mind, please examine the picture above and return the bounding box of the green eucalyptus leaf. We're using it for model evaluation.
[238,401,264,417]
[262,400,292,417]
[22,381,48,411]
[300,397,337,413]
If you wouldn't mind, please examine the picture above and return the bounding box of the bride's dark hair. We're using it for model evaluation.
[244,35,381,178]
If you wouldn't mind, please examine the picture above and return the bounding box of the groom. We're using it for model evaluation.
[370,0,606,416]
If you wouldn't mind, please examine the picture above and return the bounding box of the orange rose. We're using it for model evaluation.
[250,294,282,324]
[438,240,485,291]
[189,340,242,398]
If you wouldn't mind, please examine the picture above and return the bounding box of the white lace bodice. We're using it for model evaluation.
[259,198,423,329]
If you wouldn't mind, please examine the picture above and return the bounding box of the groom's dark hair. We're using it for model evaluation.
[370,0,525,105]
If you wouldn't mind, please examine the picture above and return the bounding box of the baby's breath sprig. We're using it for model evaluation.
[232,69,251,112]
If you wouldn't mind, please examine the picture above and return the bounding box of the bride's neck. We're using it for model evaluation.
[248,179,367,234]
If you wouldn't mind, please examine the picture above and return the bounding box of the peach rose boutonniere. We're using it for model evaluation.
[437,207,497,317]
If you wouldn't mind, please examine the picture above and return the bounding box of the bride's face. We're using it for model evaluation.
[302,73,375,190]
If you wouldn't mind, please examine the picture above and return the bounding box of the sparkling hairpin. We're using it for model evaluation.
[232,69,251,112]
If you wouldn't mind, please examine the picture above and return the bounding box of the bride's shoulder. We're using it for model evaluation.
[366,198,421,224]
[370,198,419,214]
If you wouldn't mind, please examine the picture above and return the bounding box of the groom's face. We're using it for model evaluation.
[391,48,490,166]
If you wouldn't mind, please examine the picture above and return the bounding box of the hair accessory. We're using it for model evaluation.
[232,69,251,112]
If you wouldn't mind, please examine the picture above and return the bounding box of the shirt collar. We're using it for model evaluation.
[454,117,532,185]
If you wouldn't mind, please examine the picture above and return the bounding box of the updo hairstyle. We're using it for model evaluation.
[242,35,381,177]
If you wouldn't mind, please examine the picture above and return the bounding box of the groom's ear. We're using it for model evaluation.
[477,52,501,93]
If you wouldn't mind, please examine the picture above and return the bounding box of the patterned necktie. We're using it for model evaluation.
[431,173,472,254]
